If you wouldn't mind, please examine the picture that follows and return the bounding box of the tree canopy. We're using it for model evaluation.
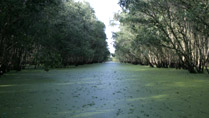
[114,0,209,73]
[0,0,110,74]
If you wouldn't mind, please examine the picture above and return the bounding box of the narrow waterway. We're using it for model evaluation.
[0,62,209,118]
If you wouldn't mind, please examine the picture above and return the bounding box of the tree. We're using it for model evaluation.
[0,0,109,75]
[114,0,209,73]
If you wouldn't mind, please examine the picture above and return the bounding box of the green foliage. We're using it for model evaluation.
[115,0,209,73]
[0,0,109,74]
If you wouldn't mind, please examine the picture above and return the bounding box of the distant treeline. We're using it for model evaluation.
[0,0,109,75]
[114,0,209,73]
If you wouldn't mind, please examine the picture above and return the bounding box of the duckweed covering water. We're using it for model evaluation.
[0,62,209,118]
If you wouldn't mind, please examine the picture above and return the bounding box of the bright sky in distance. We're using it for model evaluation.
[76,0,121,53]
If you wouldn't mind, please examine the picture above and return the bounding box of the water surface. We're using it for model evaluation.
[0,62,209,118]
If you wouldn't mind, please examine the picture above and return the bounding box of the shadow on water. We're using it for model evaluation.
[0,62,209,118]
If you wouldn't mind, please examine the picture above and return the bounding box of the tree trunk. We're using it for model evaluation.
[206,66,209,74]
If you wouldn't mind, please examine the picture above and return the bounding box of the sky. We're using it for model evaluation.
[77,0,121,53]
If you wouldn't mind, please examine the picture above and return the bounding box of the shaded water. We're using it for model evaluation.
[0,62,209,118]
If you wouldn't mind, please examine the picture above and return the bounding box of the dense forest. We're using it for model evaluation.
[114,0,209,73]
[0,0,110,75]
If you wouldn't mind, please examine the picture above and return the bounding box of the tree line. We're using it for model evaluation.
[0,0,109,75]
[114,0,209,73]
